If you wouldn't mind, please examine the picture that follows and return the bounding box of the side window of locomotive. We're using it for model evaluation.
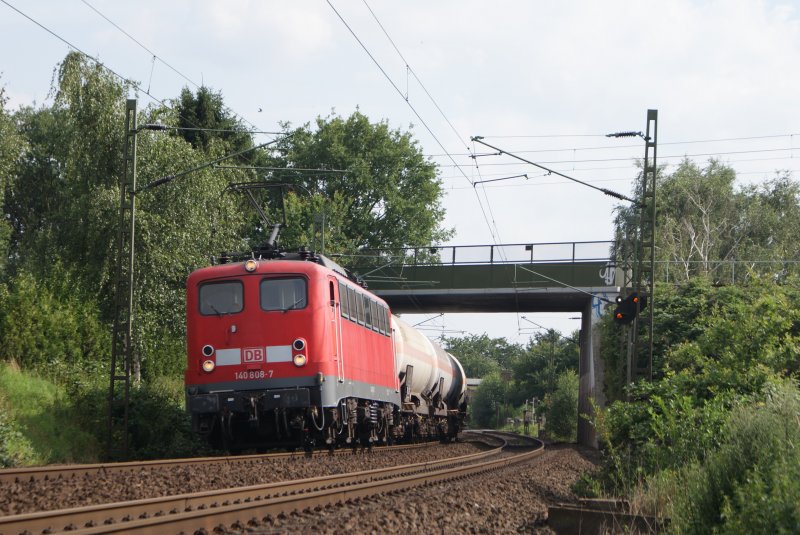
[355,290,366,325]
[199,281,244,316]
[260,277,307,312]
[378,304,386,334]
[364,296,373,329]
[346,287,357,323]
[370,301,380,332]
[375,303,383,334]
[339,281,350,319]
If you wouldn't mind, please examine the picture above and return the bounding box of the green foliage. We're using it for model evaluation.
[0,83,24,277]
[594,276,800,523]
[469,371,510,427]
[604,276,800,473]
[0,362,100,465]
[271,111,452,255]
[70,375,210,460]
[447,330,579,433]
[666,381,800,534]
[614,159,800,284]
[174,86,253,154]
[0,399,38,467]
[443,333,521,377]
[0,360,208,464]
[130,123,249,380]
[510,329,578,406]
[545,369,579,441]
[0,270,109,376]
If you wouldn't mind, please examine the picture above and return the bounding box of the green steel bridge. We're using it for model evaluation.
[343,240,620,314]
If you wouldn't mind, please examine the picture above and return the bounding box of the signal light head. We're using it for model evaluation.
[612,291,644,325]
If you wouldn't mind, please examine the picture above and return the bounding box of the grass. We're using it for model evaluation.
[0,361,101,465]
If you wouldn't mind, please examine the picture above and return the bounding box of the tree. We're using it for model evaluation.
[266,111,452,256]
[443,333,523,377]
[6,52,130,291]
[173,86,254,156]
[614,158,800,284]
[545,369,579,441]
[3,54,253,380]
[0,82,24,278]
[510,329,579,406]
[469,371,510,428]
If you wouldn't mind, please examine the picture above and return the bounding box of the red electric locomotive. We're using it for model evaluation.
[184,248,467,451]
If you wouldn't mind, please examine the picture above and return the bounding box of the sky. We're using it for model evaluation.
[1,0,799,344]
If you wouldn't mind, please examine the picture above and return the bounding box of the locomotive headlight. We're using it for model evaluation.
[292,338,306,351]
[202,359,216,373]
[244,259,258,272]
[293,354,307,367]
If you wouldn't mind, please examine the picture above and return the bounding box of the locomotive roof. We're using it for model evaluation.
[189,252,352,285]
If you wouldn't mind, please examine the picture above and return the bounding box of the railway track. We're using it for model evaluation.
[0,433,543,535]
[0,441,435,484]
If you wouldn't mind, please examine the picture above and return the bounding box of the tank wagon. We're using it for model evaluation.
[184,249,467,451]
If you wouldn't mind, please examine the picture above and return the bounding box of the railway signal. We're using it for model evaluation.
[613,292,644,325]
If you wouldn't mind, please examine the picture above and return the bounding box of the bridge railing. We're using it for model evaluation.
[349,241,615,267]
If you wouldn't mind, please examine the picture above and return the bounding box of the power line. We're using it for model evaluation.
[423,133,800,159]
[356,0,506,246]
[79,0,265,136]
[472,137,638,204]
[361,0,470,153]
[326,0,505,249]
[326,1,471,185]
[0,0,220,139]
[431,146,796,167]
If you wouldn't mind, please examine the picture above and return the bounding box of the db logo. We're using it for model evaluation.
[243,347,265,363]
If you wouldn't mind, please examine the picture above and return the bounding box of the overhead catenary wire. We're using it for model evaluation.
[471,136,639,205]
[79,0,264,135]
[361,0,471,153]
[326,0,506,251]
[430,146,797,167]
[424,133,800,159]
[0,0,248,142]
[325,0,472,186]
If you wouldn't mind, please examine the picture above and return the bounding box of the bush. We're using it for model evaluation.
[546,369,579,441]
[0,400,38,467]
[73,375,213,461]
[666,381,800,534]
[0,271,109,376]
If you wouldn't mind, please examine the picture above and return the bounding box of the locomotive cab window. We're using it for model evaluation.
[260,277,307,312]
[199,280,244,316]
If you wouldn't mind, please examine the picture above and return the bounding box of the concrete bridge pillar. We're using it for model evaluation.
[577,295,610,448]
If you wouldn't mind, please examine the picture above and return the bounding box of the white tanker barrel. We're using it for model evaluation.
[393,316,440,398]
[393,316,467,410]
[443,352,467,409]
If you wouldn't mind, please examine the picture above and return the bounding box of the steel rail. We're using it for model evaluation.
[0,442,436,484]
[0,441,509,535]
[76,439,543,534]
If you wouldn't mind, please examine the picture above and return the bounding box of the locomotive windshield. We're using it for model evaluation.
[199,281,244,316]
[260,277,307,311]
